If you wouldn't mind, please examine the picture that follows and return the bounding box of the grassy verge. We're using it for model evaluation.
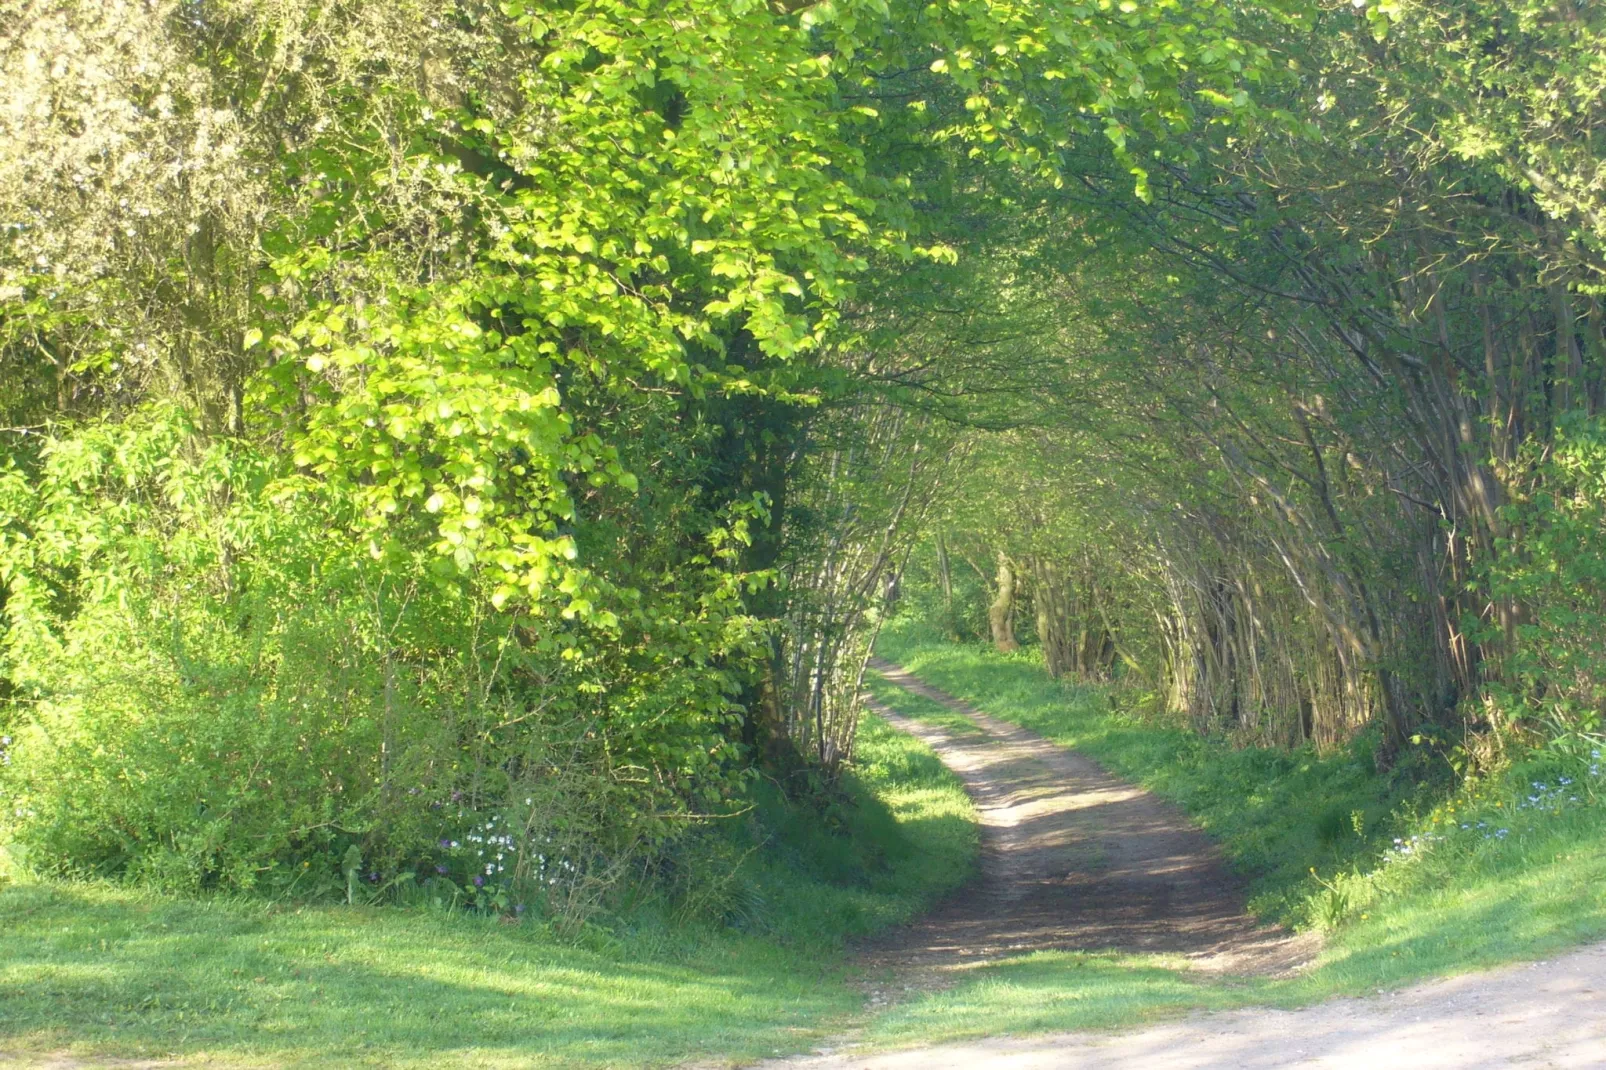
[0,713,977,1069]
[860,623,1606,1044]
[863,672,989,742]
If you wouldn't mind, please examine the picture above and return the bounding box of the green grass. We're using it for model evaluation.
[858,622,1606,1044]
[864,951,1261,1045]
[863,672,989,742]
[875,625,1438,924]
[12,633,1606,1066]
[0,712,977,1069]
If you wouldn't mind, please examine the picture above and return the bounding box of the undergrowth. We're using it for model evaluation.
[0,712,977,1069]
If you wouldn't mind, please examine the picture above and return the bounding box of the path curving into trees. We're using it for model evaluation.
[855,660,1313,982]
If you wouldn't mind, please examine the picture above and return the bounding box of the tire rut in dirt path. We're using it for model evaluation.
[858,658,1315,981]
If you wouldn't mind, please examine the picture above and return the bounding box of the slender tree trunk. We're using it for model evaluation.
[936,532,957,640]
[989,551,1019,653]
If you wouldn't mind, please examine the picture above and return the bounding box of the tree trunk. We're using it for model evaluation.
[936,532,957,640]
[1032,555,1072,676]
[989,551,1019,653]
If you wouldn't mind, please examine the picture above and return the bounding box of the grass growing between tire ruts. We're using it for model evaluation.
[860,622,1606,1046]
[0,713,977,1069]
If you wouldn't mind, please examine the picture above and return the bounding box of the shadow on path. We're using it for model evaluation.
[858,658,1314,980]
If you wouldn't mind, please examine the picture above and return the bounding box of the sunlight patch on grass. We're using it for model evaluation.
[0,712,978,1069]
[863,673,988,742]
[0,883,855,1068]
[864,950,1262,1046]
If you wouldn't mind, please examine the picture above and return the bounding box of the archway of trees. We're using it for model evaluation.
[3,0,1604,906]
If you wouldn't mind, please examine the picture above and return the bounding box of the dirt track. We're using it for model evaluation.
[857,658,1310,980]
[779,941,1606,1069]
[779,661,1606,1070]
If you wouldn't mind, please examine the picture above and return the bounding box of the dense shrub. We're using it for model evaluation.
[1480,415,1606,749]
[0,406,761,907]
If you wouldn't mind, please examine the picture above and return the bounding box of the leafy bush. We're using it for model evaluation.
[0,406,763,907]
[1482,414,1606,747]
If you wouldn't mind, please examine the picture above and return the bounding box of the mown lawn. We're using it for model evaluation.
[0,712,977,1069]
